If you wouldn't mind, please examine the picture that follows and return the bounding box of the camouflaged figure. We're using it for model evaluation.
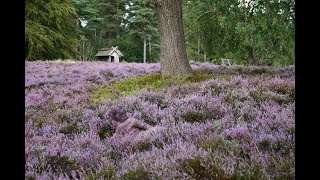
[106,106,153,142]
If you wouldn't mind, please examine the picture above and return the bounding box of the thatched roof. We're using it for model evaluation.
[95,46,124,57]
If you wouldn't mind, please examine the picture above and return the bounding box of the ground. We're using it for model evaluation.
[25,61,295,179]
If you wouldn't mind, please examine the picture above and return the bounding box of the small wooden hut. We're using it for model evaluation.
[95,46,124,62]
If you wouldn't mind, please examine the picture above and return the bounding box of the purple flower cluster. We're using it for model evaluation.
[26,61,295,179]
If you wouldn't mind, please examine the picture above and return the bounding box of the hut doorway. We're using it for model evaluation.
[111,56,114,62]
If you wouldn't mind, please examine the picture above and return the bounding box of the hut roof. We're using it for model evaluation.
[95,46,124,57]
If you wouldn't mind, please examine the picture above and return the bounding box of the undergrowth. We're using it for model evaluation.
[91,72,216,103]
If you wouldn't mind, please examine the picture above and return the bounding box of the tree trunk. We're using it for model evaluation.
[197,36,200,61]
[155,0,192,77]
[246,46,255,65]
[143,37,147,63]
[82,41,85,61]
[108,31,112,46]
[149,37,152,61]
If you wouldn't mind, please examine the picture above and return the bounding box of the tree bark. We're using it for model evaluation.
[82,41,85,61]
[149,37,152,61]
[143,37,147,63]
[197,36,200,61]
[155,0,192,77]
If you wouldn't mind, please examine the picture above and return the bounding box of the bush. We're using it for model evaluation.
[98,123,115,140]
[178,156,229,180]
[122,167,151,180]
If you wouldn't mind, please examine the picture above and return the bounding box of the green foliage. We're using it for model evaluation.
[45,156,78,174]
[180,111,208,123]
[183,0,295,66]
[122,166,151,180]
[178,156,229,180]
[92,73,215,102]
[127,0,160,62]
[83,165,116,180]
[213,120,223,133]
[59,123,81,135]
[28,0,294,66]
[98,124,115,140]
[25,0,79,60]
[70,0,160,62]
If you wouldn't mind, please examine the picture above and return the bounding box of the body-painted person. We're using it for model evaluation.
[106,106,153,142]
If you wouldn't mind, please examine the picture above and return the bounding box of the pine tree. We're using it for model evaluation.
[25,0,79,60]
[127,0,159,63]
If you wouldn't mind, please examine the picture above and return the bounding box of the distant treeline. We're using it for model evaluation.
[25,0,294,66]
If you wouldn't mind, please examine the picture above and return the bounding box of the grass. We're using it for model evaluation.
[91,72,217,103]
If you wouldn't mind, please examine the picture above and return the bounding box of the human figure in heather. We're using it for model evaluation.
[106,106,153,142]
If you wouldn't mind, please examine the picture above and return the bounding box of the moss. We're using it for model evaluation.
[91,73,216,103]
[122,167,151,180]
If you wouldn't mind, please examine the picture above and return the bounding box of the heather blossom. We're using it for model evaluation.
[25,61,295,179]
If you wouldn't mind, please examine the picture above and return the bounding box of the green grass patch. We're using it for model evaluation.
[91,72,215,103]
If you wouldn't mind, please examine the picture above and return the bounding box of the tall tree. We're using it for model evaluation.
[183,0,294,66]
[155,0,192,77]
[25,0,79,60]
[127,0,159,63]
[72,0,102,60]
[98,0,125,46]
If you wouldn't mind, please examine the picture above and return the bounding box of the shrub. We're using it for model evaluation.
[59,123,80,135]
[98,124,115,140]
[122,167,151,180]
[177,156,229,180]
[45,156,78,174]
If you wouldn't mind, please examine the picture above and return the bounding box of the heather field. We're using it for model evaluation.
[25,61,295,179]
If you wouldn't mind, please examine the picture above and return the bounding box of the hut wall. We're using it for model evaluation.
[110,52,120,63]
[98,56,108,61]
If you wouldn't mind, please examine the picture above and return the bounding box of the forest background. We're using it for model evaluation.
[25,0,295,67]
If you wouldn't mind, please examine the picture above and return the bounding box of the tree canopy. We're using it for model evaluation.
[25,0,295,67]
[25,0,79,60]
[183,0,295,66]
